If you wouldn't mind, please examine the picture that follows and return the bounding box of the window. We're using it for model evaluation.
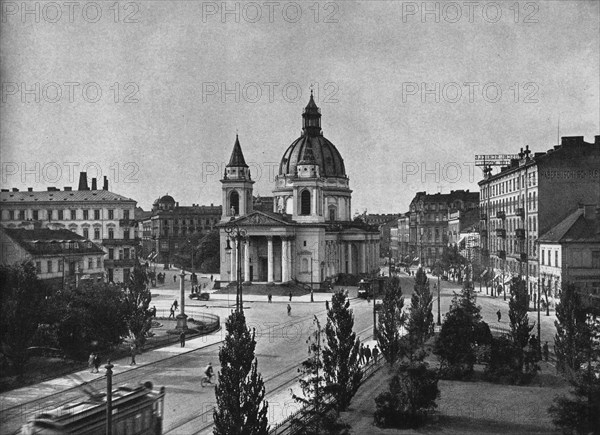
[47,210,53,221]
[123,209,130,220]
[88,258,93,269]
[94,209,100,220]
[9,210,14,220]
[97,257,102,268]
[94,228,100,240]
[301,258,309,272]
[83,210,89,220]
[555,250,558,268]
[19,210,25,220]
[124,248,130,259]
[58,260,63,272]
[108,209,114,219]
[47,260,53,273]
[108,227,114,239]
[32,210,38,220]
[108,248,114,260]
[35,261,41,273]
[58,210,63,220]
[541,249,545,265]
[230,191,239,215]
[329,206,336,221]
[592,251,600,269]
[83,228,89,239]
[124,230,130,240]
[71,209,76,220]
[300,190,311,215]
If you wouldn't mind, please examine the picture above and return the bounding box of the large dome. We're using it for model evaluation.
[278,92,346,178]
[279,135,346,177]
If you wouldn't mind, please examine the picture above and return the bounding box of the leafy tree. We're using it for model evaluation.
[376,276,406,365]
[214,310,268,435]
[292,316,349,435]
[508,278,537,371]
[549,312,600,434]
[0,262,49,375]
[434,285,486,379]
[124,262,154,349]
[55,282,128,359]
[554,284,593,377]
[322,291,362,412]
[374,359,440,428]
[406,268,434,353]
[197,230,221,273]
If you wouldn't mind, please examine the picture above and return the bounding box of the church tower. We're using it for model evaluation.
[221,135,254,221]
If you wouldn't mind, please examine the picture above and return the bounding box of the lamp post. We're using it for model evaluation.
[224,220,247,312]
[434,262,441,326]
[105,360,114,435]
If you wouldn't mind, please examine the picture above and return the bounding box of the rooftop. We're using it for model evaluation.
[0,189,136,204]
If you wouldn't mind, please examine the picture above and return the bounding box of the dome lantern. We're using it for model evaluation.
[302,90,322,136]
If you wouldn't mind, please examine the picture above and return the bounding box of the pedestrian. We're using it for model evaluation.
[289,291,293,302]
[359,344,365,365]
[169,305,175,319]
[130,344,137,365]
[543,341,549,362]
[174,275,177,283]
[496,309,502,322]
[287,304,291,316]
[173,299,178,311]
[93,353,101,373]
[268,293,272,303]
[151,306,157,317]
[365,345,372,364]
[180,331,186,347]
[88,352,95,373]
[325,300,329,311]
[372,346,379,362]
[210,274,213,281]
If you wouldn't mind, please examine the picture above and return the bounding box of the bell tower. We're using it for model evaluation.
[221,135,254,221]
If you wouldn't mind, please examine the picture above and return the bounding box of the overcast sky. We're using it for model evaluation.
[1,1,598,213]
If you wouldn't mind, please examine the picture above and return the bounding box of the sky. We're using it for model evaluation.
[1,1,599,213]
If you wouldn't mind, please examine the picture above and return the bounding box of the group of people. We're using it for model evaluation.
[169,299,179,318]
[88,352,102,373]
[359,344,379,365]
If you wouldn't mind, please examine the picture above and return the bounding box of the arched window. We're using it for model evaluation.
[301,258,309,272]
[328,206,336,221]
[301,190,311,215]
[230,191,239,215]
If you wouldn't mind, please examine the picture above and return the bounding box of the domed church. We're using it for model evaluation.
[219,93,380,286]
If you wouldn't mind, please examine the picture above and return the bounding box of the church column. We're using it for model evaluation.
[244,239,250,282]
[347,242,353,274]
[281,237,289,282]
[231,238,237,282]
[267,236,274,283]
[361,242,367,273]
[312,188,317,216]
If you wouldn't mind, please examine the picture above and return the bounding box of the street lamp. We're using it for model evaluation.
[105,360,114,435]
[224,220,247,312]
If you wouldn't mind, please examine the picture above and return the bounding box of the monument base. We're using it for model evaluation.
[175,313,188,330]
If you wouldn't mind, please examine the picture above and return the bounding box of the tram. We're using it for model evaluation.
[18,382,165,435]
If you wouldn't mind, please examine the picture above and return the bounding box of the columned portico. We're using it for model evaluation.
[244,239,250,282]
[267,236,274,283]
[361,242,367,273]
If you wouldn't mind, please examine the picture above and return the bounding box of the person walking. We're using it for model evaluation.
[180,331,186,347]
[543,341,549,362]
[173,299,178,311]
[88,352,95,373]
[359,344,365,365]
[93,353,101,373]
[169,305,175,319]
[287,304,291,316]
[365,345,372,364]
[174,274,177,283]
[496,309,502,322]
[372,346,379,363]
[130,344,137,365]
[210,274,213,281]
[289,291,293,302]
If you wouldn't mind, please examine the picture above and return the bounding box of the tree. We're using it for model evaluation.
[292,316,348,435]
[508,277,537,373]
[197,230,221,273]
[554,284,592,377]
[214,310,268,435]
[322,291,362,412]
[374,359,440,428]
[124,262,154,349]
[406,268,434,353]
[549,312,600,434]
[434,285,486,379]
[0,262,48,376]
[376,276,406,365]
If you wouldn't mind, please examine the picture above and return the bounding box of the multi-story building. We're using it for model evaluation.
[364,214,399,257]
[448,209,480,247]
[479,135,600,296]
[539,204,600,310]
[0,173,138,283]
[140,196,221,265]
[0,227,105,290]
[409,190,480,267]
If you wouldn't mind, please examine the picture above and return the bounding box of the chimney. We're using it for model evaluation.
[78,172,89,191]
[12,188,19,192]
[103,176,108,191]
[91,178,97,190]
[64,186,72,191]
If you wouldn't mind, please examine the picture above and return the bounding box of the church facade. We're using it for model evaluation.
[218,94,380,287]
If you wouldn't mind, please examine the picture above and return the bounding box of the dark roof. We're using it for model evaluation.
[410,190,479,205]
[279,134,346,178]
[0,189,136,204]
[2,228,105,256]
[539,207,600,243]
[227,135,249,168]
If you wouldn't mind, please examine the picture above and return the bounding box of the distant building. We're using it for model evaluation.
[538,204,600,310]
[397,213,412,264]
[0,173,137,283]
[139,196,221,265]
[0,227,105,290]
[409,190,480,267]
[479,135,600,296]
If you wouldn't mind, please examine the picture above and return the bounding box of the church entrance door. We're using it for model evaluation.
[259,257,268,282]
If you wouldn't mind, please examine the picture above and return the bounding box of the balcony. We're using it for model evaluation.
[480,212,487,220]
[104,258,137,268]
[497,250,506,259]
[496,211,506,220]
[520,252,528,262]
[515,208,525,218]
[119,219,137,227]
[102,238,137,246]
[496,228,506,238]
[515,228,526,239]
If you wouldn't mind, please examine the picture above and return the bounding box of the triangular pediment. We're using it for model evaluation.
[228,211,292,227]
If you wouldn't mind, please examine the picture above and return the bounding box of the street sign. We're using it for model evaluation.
[474,154,520,166]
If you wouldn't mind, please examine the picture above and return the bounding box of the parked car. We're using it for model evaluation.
[189,292,210,301]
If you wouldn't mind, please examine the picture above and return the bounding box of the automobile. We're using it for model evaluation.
[357,279,372,299]
[189,292,210,301]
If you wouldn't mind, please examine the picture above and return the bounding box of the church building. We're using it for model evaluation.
[218,93,380,287]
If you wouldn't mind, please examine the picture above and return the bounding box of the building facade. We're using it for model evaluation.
[409,190,480,267]
[479,136,600,296]
[0,227,105,290]
[0,173,137,283]
[218,94,380,286]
